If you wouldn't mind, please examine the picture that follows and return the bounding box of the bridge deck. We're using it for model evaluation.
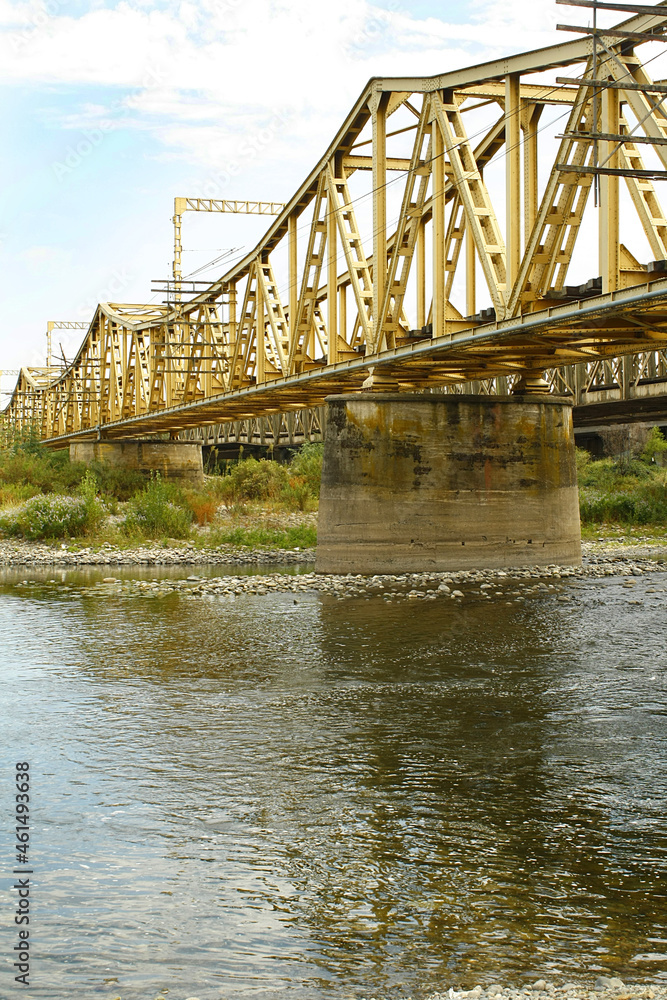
[7,2,667,444]
[39,277,667,443]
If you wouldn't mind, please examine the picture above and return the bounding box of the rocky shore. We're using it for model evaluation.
[2,537,667,603]
[0,538,316,566]
[0,537,666,572]
[122,980,666,1000]
[423,980,665,1000]
[6,543,667,602]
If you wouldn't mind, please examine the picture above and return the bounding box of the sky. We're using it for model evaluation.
[0,0,642,386]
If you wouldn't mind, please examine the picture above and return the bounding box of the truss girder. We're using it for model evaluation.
[6,5,667,444]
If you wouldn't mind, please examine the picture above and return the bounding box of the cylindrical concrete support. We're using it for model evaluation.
[315,393,581,574]
[70,439,204,484]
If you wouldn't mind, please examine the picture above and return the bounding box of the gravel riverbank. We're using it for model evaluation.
[423,981,666,1000]
[1,537,666,570]
[0,538,316,566]
[148,980,666,1000]
[7,542,667,601]
[2,538,667,600]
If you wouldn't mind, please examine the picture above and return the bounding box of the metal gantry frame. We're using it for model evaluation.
[171,199,285,303]
[8,0,667,444]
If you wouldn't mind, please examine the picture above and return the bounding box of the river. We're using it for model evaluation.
[1,567,666,1000]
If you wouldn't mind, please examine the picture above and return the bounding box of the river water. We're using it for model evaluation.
[1,567,666,1000]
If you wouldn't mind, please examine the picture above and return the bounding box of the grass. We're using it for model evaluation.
[580,522,667,542]
[202,523,318,550]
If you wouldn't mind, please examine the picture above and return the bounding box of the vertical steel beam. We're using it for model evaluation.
[505,74,521,293]
[522,105,542,245]
[466,226,476,318]
[417,220,426,329]
[339,283,347,346]
[372,91,389,351]
[327,183,338,364]
[256,267,265,383]
[432,113,446,340]
[288,214,298,348]
[228,284,237,358]
[600,86,620,293]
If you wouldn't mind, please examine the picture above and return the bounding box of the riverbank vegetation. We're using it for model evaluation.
[1,429,667,546]
[0,436,322,548]
[577,427,667,537]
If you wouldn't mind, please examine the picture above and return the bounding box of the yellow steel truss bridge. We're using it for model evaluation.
[7,0,667,445]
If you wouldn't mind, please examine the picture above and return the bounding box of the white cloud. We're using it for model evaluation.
[0,0,561,175]
[19,244,72,268]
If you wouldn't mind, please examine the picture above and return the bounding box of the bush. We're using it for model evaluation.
[280,477,313,511]
[123,474,192,539]
[0,482,41,507]
[0,468,105,540]
[89,461,145,501]
[288,443,323,496]
[187,496,220,526]
[0,443,86,495]
[641,426,667,463]
[279,443,324,511]
[579,469,667,525]
[575,447,592,478]
[0,494,91,540]
[220,458,289,503]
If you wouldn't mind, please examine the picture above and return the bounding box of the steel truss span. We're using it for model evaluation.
[7,1,667,445]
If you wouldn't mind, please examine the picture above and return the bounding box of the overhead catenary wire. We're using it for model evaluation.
[148,10,667,315]
[176,35,667,314]
[13,9,667,395]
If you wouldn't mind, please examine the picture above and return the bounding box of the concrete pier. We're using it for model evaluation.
[70,439,204,484]
[315,393,581,574]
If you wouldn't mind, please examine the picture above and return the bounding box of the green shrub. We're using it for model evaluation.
[578,454,652,489]
[77,470,105,530]
[0,494,90,540]
[579,473,667,525]
[280,478,313,512]
[288,443,323,496]
[278,443,324,511]
[0,443,86,494]
[0,482,41,507]
[123,474,192,539]
[641,426,667,463]
[88,461,145,501]
[575,447,592,477]
[220,458,289,503]
[0,468,105,540]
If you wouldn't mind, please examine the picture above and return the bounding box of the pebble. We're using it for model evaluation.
[0,539,315,567]
[423,978,663,1000]
[8,555,667,604]
[2,540,667,604]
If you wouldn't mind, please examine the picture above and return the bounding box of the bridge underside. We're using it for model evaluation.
[32,278,667,447]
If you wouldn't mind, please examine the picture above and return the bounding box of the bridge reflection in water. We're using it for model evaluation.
[2,570,665,997]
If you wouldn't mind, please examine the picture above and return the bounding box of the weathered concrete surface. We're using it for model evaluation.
[70,439,204,483]
[316,393,581,574]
